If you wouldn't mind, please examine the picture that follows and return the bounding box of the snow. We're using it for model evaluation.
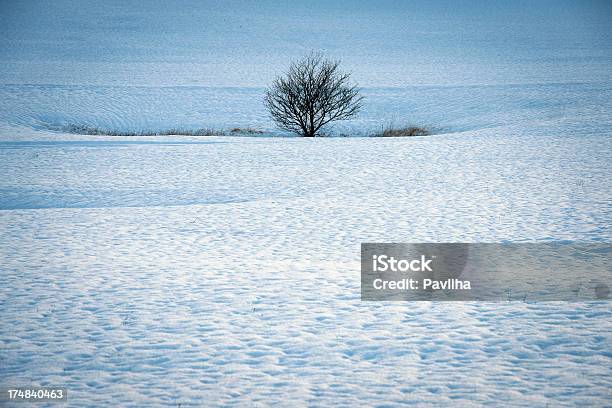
[1,129,610,406]
[1,81,611,138]
[1,0,611,406]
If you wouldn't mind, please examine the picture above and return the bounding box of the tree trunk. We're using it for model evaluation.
[302,124,315,137]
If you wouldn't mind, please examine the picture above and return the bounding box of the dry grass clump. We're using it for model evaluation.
[377,126,429,137]
[60,124,222,136]
[60,124,267,136]
[229,127,264,134]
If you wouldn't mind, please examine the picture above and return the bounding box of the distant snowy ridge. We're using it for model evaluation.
[1,82,610,138]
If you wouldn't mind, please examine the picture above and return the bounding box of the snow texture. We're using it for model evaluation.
[0,0,611,406]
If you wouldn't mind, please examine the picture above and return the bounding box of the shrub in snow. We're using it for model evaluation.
[265,52,363,137]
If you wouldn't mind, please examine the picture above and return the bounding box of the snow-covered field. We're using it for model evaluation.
[1,0,611,406]
[1,127,611,406]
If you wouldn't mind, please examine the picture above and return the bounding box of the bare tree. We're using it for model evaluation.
[265,53,363,137]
